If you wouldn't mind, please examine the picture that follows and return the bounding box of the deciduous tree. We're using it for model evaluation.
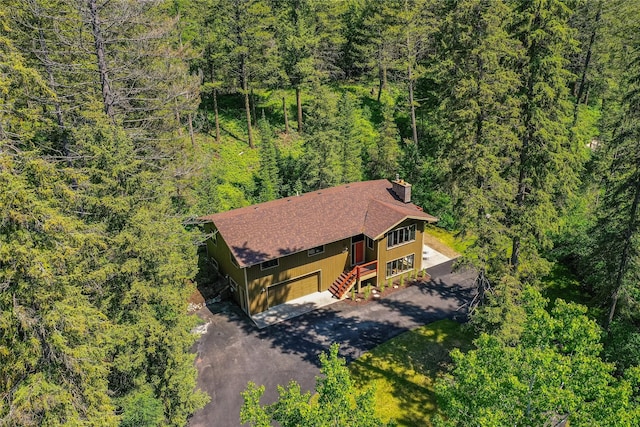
[435,288,639,426]
[241,344,392,427]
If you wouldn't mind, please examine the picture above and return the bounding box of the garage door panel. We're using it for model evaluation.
[268,272,319,308]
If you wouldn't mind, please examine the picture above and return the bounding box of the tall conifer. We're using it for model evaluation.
[508,0,580,276]
[436,0,522,279]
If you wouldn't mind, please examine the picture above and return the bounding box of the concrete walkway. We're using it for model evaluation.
[252,291,336,329]
[422,244,452,270]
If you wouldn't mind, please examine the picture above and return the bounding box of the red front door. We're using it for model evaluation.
[352,240,364,265]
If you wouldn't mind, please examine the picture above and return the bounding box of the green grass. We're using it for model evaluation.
[541,263,602,319]
[424,225,474,255]
[349,320,474,426]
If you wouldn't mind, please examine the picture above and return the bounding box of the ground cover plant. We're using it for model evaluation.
[349,320,474,426]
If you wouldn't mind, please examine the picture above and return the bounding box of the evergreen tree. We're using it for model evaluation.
[0,6,54,148]
[587,8,640,327]
[508,0,581,277]
[255,117,280,201]
[338,0,370,79]
[397,0,437,146]
[70,120,209,425]
[357,1,400,101]
[567,0,605,130]
[336,92,364,184]
[301,86,341,190]
[0,153,118,426]
[435,0,522,280]
[272,0,345,134]
[201,0,279,148]
[8,0,200,143]
[368,94,400,180]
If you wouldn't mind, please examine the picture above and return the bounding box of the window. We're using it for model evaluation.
[308,245,325,256]
[386,254,415,278]
[366,237,374,250]
[230,254,239,268]
[211,258,219,271]
[386,224,416,248]
[211,230,217,246]
[260,259,279,270]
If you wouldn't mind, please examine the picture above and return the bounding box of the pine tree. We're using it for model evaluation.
[255,117,280,201]
[272,0,346,134]
[357,1,400,101]
[70,119,209,425]
[0,5,54,149]
[10,0,200,142]
[397,0,437,146]
[300,86,341,190]
[336,92,363,184]
[0,153,118,426]
[588,8,640,327]
[568,0,604,132]
[435,0,522,279]
[368,94,400,180]
[508,0,581,277]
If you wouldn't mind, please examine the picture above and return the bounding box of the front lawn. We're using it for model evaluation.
[349,320,474,426]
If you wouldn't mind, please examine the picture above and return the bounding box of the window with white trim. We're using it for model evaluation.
[260,259,279,270]
[229,277,238,292]
[387,224,416,248]
[385,254,415,278]
[211,258,219,271]
[308,245,325,256]
[211,231,217,246]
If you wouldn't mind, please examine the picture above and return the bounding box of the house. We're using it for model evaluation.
[200,179,437,316]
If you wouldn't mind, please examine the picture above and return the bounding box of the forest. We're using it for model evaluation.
[2,0,640,425]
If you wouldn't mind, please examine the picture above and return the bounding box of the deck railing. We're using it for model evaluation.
[330,260,378,299]
[356,260,377,278]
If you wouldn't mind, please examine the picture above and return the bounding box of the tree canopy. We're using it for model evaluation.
[241,344,393,427]
[3,0,640,424]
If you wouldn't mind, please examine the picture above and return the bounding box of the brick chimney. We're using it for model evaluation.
[392,177,411,203]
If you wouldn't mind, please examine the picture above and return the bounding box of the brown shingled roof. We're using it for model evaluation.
[200,180,437,268]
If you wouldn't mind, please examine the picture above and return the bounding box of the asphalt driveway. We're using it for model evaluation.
[188,260,475,427]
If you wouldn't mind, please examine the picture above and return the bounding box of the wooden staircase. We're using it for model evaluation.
[329,260,378,299]
[329,269,358,299]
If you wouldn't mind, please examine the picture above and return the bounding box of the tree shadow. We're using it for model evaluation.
[192,247,226,303]
[189,264,476,426]
[235,266,476,366]
[349,320,475,426]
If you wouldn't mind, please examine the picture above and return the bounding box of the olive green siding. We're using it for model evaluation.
[376,218,424,285]
[204,223,247,312]
[206,218,426,316]
[365,237,377,261]
[246,239,350,314]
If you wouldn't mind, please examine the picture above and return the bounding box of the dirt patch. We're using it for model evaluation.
[188,285,207,306]
[423,234,460,258]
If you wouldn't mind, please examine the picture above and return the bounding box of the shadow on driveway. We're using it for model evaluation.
[188,262,475,427]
